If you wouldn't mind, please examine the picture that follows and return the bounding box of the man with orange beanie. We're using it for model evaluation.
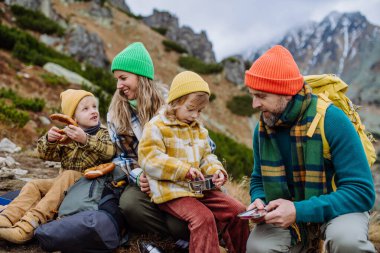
[245,45,375,252]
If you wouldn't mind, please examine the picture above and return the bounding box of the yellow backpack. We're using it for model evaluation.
[304,74,376,190]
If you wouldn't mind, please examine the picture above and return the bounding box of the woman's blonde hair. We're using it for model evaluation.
[165,92,209,121]
[108,76,164,135]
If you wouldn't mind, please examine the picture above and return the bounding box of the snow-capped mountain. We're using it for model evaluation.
[247,11,380,105]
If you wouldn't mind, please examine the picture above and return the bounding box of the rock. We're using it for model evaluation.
[0,138,21,153]
[143,9,216,63]
[167,26,216,63]
[0,170,14,180]
[12,168,28,175]
[23,120,38,133]
[43,62,93,86]
[39,116,51,125]
[5,0,41,11]
[223,55,246,86]
[0,156,19,168]
[108,0,130,13]
[65,24,109,68]
[39,34,64,52]
[89,1,112,19]
[44,161,61,169]
[143,9,179,33]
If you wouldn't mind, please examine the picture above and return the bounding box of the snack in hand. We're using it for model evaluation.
[49,114,77,143]
[84,163,115,179]
[49,113,78,127]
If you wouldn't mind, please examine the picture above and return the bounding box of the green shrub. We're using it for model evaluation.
[162,40,188,54]
[0,88,45,112]
[0,24,116,119]
[208,129,253,179]
[126,12,143,20]
[40,73,69,87]
[11,5,65,36]
[222,57,239,63]
[0,100,30,127]
[178,56,223,74]
[209,93,216,102]
[227,95,257,116]
[152,27,167,35]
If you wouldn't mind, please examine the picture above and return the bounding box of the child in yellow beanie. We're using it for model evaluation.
[138,71,249,253]
[0,89,115,244]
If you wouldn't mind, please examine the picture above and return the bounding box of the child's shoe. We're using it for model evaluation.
[0,215,38,244]
[0,214,12,228]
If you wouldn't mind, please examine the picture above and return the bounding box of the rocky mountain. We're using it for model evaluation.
[247,11,380,105]
[0,0,253,148]
[143,9,216,63]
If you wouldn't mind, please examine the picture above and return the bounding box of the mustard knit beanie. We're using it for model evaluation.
[167,71,210,103]
[60,89,94,118]
[111,42,154,80]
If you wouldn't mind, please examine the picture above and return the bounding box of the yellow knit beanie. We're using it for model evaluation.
[60,89,94,118]
[167,71,210,103]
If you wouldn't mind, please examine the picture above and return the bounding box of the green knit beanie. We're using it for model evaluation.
[111,42,154,80]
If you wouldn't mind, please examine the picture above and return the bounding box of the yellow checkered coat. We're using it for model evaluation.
[138,111,226,204]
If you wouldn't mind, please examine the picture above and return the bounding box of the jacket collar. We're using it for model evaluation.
[158,109,200,127]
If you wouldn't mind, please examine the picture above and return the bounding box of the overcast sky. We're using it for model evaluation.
[126,0,380,61]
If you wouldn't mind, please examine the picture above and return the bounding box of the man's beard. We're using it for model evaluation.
[262,97,289,127]
[262,112,282,127]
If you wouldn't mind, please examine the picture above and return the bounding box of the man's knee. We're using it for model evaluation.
[325,233,375,253]
[246,224,291,253]
[246,235,276,253]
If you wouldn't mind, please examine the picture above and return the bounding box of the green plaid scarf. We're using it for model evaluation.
[259,85,327,203]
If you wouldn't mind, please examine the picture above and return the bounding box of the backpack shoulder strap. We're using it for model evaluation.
[307,94,331,160]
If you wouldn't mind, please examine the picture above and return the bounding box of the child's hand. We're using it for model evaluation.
[64,125,87,144]
[139,173,151,194]
[47,126,65,142]
[186,168,205,181]
[212,170,226,188]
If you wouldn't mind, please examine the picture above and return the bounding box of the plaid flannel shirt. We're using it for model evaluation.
[107,111,216,185]
[37,126,115,172]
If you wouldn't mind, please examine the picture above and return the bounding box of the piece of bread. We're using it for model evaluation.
[84,163,116,179]
[49,113,78,126]
[49,114,77,144]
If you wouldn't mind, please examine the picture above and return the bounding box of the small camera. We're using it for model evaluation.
[188,175,215,195]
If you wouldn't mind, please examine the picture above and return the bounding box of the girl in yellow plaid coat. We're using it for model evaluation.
[139,71,249,253]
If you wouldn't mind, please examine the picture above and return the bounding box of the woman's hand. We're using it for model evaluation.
[185,168,205,181]
[212,169,226,188]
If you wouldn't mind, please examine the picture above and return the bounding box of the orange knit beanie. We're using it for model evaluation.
[245,45,304,95]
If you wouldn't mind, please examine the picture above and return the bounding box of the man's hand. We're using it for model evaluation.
[264,198,296,228]
[139,173,151,194]
[246,198,266,223]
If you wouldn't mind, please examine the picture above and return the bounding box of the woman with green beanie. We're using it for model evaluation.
[107,42,189,240]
